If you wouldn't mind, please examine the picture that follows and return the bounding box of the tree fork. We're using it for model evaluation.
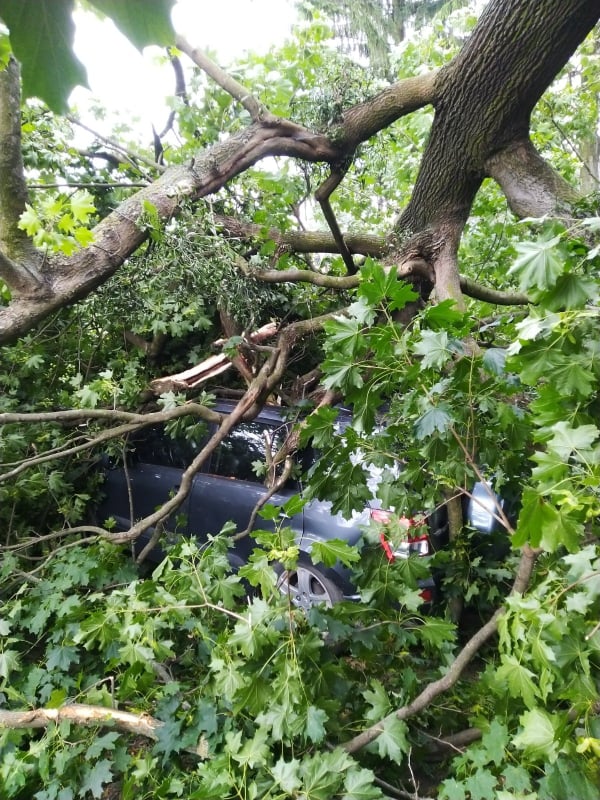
[399,0,599,236]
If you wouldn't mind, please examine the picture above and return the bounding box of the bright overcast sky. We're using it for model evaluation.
[72,0,297,135]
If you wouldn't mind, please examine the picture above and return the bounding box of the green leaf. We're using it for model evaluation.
[300,749,352,800]
[299,406,339,448]
[324,316,365,357]
[79,758,113,799]
[75,384,101,408]
[88,0,176,49]
[513,309,560,343]
[512,708,559,761]
[272,757,301,794]
[545,421,599,461]
[321,353,364,393]
[540,756,600,800]
[464,769,498,800]
[342,768,384,800]
[85,731,120,759]
[422,299,466,330]
[550,358,596,398]
[513,489,582,552]
[305,705,327,743]
[496,655,539,708]
[230,728,270,768]
[310,538,360,568]
[282,494,307,518]
[413,329,453,369]
[0,647,20,680]
[0,0,88,113]
[439,778,466,800]
[414,403,453,439]
[364,680,391,722]
[482,347,507,375]
[499,764,533,794]
[347,296,376,325]
[418,617,456,648]
[508,236,564,292]
[17,203,42,236]
[359,260,417,310]
[239,553,278,596]
[70,190,96,223]
[530,450,569,486]
[375,715,409,763]
[542,273,597,310]
[564,590,593,614]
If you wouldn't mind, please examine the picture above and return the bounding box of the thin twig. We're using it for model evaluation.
[67,115,164,174]
[342,545,540,754]
[28,182,148,189]
[315,169,358,274]
[176,36,266,121]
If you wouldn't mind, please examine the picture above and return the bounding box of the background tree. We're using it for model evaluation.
[1,1,600,798]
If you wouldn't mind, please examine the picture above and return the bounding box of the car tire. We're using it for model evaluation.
[276,560,343,610]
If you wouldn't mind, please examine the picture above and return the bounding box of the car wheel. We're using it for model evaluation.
[276,562,343,610]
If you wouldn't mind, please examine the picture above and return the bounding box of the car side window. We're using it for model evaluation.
[211,421,288,483]
[131,425,206,469]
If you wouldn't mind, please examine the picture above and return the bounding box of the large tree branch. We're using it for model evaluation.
[0,702,208,757]
[0,120,339,344]
[176,36,266,121]
[334,72,438,149]
[215,214,387,256]
[0,702,162,738]
[460,276,529,306]
[242,260,529,305]
[396,0,598,235]
[343,545,540,754]
[485,137,580,218]
[216,217,530,304]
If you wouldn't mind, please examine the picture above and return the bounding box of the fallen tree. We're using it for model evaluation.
[1,2,600,798]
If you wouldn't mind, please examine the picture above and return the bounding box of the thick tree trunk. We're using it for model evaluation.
[390,0,598,302]
[399,0,599,234]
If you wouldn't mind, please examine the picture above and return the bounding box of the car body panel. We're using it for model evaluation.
[99,463,193,536]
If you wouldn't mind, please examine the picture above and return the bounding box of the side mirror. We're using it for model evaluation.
[467,481,504,534]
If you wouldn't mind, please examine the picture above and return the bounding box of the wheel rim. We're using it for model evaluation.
[277,566,335,610]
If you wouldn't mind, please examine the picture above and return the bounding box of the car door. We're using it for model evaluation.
[186,417,303,562]
[97,424,202,539]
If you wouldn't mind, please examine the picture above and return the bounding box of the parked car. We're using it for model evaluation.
[96,400,503,609]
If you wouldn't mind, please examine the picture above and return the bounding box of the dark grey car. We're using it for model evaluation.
[97,401,500,608]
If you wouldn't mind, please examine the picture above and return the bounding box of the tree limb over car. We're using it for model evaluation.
[1,0,593,343]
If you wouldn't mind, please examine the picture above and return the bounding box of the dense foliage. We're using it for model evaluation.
[0,2,599,799]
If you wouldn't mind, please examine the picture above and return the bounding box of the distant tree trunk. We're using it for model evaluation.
[581,135,600,194]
